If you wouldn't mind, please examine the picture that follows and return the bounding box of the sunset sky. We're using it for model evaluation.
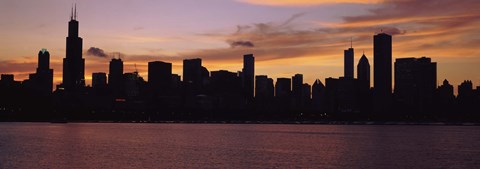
[1,0,479,89]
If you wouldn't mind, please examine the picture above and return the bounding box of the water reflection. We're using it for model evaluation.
[0,123,479,168]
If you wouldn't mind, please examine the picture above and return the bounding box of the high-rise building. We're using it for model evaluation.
[436,79,455,112]
[438,79,454,98]
[38,49,50,71]
[255,75,274,100]
[292,74,303,106]
[302,83,311,101]
[109,58,124,95]
[394,57,437,113]
[373,32,392,113]
[33,49,54,95]
[148,61,172,95]
[457,80,475,113]
[344,47,354,79]
[183,58,202,85]
[242,54,254,101]
[210,70,242,98]
[325,77,360,114]
[312,79,326,112]
[357,53,370,91]
[124,72,146,97]
[275,78,291,99]
[62,5,85,92]
[92,72,107,89]
[458,80,474,99]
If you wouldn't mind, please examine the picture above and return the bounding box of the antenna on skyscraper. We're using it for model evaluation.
[70,4,74,20]
[134,64,138,73]
[74,4,77,20]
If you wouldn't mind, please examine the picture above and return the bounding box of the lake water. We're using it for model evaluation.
[0,123,479,168]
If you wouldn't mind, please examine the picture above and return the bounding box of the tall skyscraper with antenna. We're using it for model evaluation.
[344,39,354,79]
[62,5,85,92]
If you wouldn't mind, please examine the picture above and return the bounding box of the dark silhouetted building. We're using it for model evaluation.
[457,80,476,114]
[292,74,303,106]
[0,74,16,87]
[344,47,354,79]
[357,53,372,114]
[62,6,85,92]
[108,58,124,96]
[438,79,454,99]
[28,49,54,95]
[92,72,107,89]
[172,74,181,91]
[255,75,274,100]
[148,61,172,96]
[436,79,455,115]
[325,77,360,114]
[124,72,146,98]
[357,53,370,91]
[458,80,474,99]
[302,83,311,105]
[275,78,291,99]
[394,57,437,114]
[183,58,202,85]
[210,70,241,95]
[210,70,243,112]
[373,32,392,114]
[183,58,208,95]
[312,79,326,112]
[242,54,255,102]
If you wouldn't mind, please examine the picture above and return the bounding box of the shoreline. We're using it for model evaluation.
[1,120,479,126]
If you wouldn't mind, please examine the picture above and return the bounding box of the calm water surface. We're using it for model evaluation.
[0,123,479,168]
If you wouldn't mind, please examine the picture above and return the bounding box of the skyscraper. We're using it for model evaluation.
[302,83,311,102]
[357,53,370,90]
[124,72,146,98]
[183,58,202,85]
[312,79,326,112]
[34,49,54,95]
[457,80,475,113]
[394,57,437,113]
[255,75,274,100]
[373,32,392,113]
[275,78,291,99]
[109,58,124,96]
[242,54,254,101]
[292,74,303,106]
[148,61,172,95]
[62,5,85,92]
[458,80,474,99]
[436,79,455,114]
[344,46,354,79]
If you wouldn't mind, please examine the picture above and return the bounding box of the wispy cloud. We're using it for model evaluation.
[237,0,382,6]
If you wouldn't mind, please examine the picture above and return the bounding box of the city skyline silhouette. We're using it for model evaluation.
[0,4,479,122]
[2,2,480,169]
[1,1,479,89]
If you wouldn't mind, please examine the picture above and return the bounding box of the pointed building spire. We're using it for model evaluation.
[70,4,74,20]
